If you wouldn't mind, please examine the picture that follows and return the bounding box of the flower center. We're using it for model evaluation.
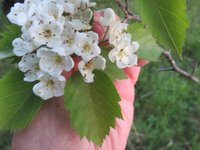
[33,64,40,71]
[46,80,54,87]
[83,42,91,52]
[84,60,94,70]
[66,38,74,45]
[117,49,126,58]
[43,29,52,38]
[54,55,63,64]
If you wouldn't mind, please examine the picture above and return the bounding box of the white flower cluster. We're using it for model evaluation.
[7,0,139,100]
[99,8,139,69]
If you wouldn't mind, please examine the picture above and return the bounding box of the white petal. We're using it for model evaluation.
[108,49,117,63]
[33,75,66,100]
[7,3,28,26]
[131,41,140,52]
[116,60,127,69]
[63,2,75,14]
[33,82,54,100]
[87,31,99,43]
[18,53,39,72]
[24,70,41,82]
[84,72,94,83]
[52,47,66,56]
[100,8,116,26]
[64,55,74,71]
[93,56,106,70]
[38,0,64,20]
[127,54,138,66]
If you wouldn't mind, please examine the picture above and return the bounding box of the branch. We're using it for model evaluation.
[115,0,200,85]
[115,0,141,22]
[162,51,200,85]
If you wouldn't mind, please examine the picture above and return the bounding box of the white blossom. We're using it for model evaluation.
[7,0,140,100]
[71,9,93,31]
[61,21,77,55]
[75,31,101,61]
[7,3,29,26]
[100,8,116,27]
[29,20,63,48]
[109,38,139,69]
[18,53,43,82]
[33,75,66,100]
[37,0,64,20]
[12,30,37,56]
[109,22,128,45]
[37,48,74,77]
[12,38,34,56]
[78,56,106,83]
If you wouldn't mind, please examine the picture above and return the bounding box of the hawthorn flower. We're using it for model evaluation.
[78,56,106,83]
[37,0,64,20]
[37,48,74,77]
[61,21,77,55]
[100,8,116,26]
[7,3,29,26]
[18,53,43,82]
[109,22,128,45]
[33,75,66,100]
[71,9,93,31]
[12,37,35,57]
[75,31,101,61]
[29,20,63,48]
[109,38,139,69]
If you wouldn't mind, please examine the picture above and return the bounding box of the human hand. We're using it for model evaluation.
[12,9,148,150]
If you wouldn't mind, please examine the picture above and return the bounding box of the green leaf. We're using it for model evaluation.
[128,23,163,61]
[64,71,122,146]
[0,24,21,59]
[101,49,127,80]
[135,0,189,57]
[0,69,43,130]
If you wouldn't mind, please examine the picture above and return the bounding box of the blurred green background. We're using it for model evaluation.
[0,0,200,149]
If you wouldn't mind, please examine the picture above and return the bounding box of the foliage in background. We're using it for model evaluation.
[127,0,200,149]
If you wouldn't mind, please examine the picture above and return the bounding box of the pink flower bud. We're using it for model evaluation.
[92,11,107,42]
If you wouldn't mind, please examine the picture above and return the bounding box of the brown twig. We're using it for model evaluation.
[115,0,141,22]
[162,51,200,85]
[115,0,200,85]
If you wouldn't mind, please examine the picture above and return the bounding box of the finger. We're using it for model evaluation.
[137,59,149,67]
[114,79,135,103]
[123,66,141,85]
